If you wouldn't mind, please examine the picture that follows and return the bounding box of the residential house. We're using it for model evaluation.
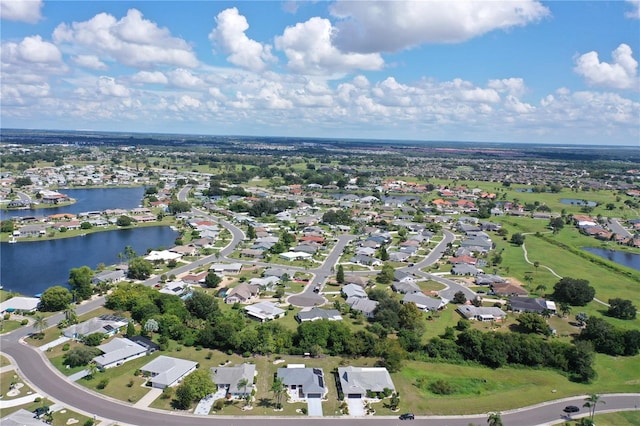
[279,251,313,261]
[211,363,256,398]
[452,263,480,276]
[244,301,285,322]
[388,251,410,262]
[337,366,395,399]
[63,315,129,340]
[140,356,198,389]
[225,283,260,304]
[159,281,192,298]
[0,297,40,314]
[296,307,343,322]
[392,281,421,295]
[277,365,327,401]
[92,337,148,369]
[342,283,368,299]
[343,275,368,288]
[475,274,506,286]
[346,297,379,318]
[1,409,50,426]
[509,296,556,314]
[491,282,528,297]
[402,293,448,312]
[457,305,507,322]
[181,271,209,285]
[209,263,243,275]
[91,269,126,285]
[144,250,182,263]
[262,268,290,279]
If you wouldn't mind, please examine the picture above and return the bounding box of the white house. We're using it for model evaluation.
[337,366,395,399]
[92,337,148,369]
[141,356,198,389]
[244,301,285,322]
[0,296,40,314]
[211,363,256,398]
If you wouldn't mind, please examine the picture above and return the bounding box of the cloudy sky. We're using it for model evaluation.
[1,0,639,145]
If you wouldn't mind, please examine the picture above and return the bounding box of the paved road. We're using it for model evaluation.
[607,218,633,238]
[288,234,356,307]
[0,338,637,426]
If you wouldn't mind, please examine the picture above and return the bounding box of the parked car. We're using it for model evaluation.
[399,412,415,420]
[563,405,580,414]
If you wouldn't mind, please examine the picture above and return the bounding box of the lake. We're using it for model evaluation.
[1,187,146,219]
[583,247,640,272]
[1,226,178,296]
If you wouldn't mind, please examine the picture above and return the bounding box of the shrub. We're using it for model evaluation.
[3,313,10,320]
[21,319,28,326]
[213,399,225,411]
[429,379,455,395]
[97,378,109,389]
[62,343,70,351]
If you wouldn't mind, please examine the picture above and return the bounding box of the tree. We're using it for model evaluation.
[607,298,637,320]
[69,266,94,301]
[127,257,153,280]
[116,215,133,227]
[64,346,101,367]
[583,394,605,422]
[510,233,525,245]
[1,220,15,233]
[32,314,48,337]
[398,302,425,334]
[126,321,136,337]
[246,225,256,240]
[39,286,73,311]
[168,200,191,214]
[83,332,104,346]
[452,291,467,305]
[376,263,395,284]
[576,312,589,327]
[186,291,220,321]
[487,412,503,426]
[516,312,552,336]
[237,377,250,407]
[144,318,159,338]
[559,302,572,318]
[552,277,595,306]
[204,272,222,288]
[336,264,345,284]
[271,376,286,409]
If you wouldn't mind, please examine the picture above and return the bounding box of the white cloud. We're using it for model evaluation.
[72,55,107,70]
[329,0,550,53]
[52,9,198,69]
[626,0,640,19]
[97,76,130,97]
[0,0,43,23]
[4,35,62,64]
[275,17,384,75]
[488,78,527,97]
[167,68,204,89]
[209,8,275,72]
[574,43,639,90]
[131,71,168,85]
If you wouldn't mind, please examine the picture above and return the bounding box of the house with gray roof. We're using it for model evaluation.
[141,355,198,389]
[63,315,129,340]
[296,307,343,323]
[342,283,367,299]
[343,275,368,288]
[392,280,421,294]
[346,297,379,318]
[0,296,40,314]
[92,337,148,369]
[211,363,256,398]
[457,305,507,322]
[91,269,126,285]
[402,293,448,312]
[244,301,285,322]
[509,296,556,314]
[452,263,480,276]
[337,366,395,399]
[1,409,49,426]
[277,365,327,401]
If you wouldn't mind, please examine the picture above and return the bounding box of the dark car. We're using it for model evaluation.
[563,405,580,414]
[399,413,415,420]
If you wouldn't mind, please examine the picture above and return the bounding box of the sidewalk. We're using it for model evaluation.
[0,393,42,408]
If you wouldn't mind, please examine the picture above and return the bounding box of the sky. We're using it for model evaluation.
[1,0,639,146]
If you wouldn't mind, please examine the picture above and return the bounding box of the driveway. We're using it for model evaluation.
[346,397,365,416]
[307,396,323,417]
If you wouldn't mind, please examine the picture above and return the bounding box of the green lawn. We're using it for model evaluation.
[0,320,25,334]
[0,371,34,400]
[0,355,10,367]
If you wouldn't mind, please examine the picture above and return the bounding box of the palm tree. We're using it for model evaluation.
[487,411,503,426]
[559,303,572,318]
[32,314,48,338]
[271,377,286,410]
[535,284,547,295]
[583,393,605,422]
[237,377,250,407]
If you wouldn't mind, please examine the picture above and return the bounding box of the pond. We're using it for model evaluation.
[560,198,597,207]
[583,247,640,272]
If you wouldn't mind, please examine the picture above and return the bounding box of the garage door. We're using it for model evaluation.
[348,393,362,399]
